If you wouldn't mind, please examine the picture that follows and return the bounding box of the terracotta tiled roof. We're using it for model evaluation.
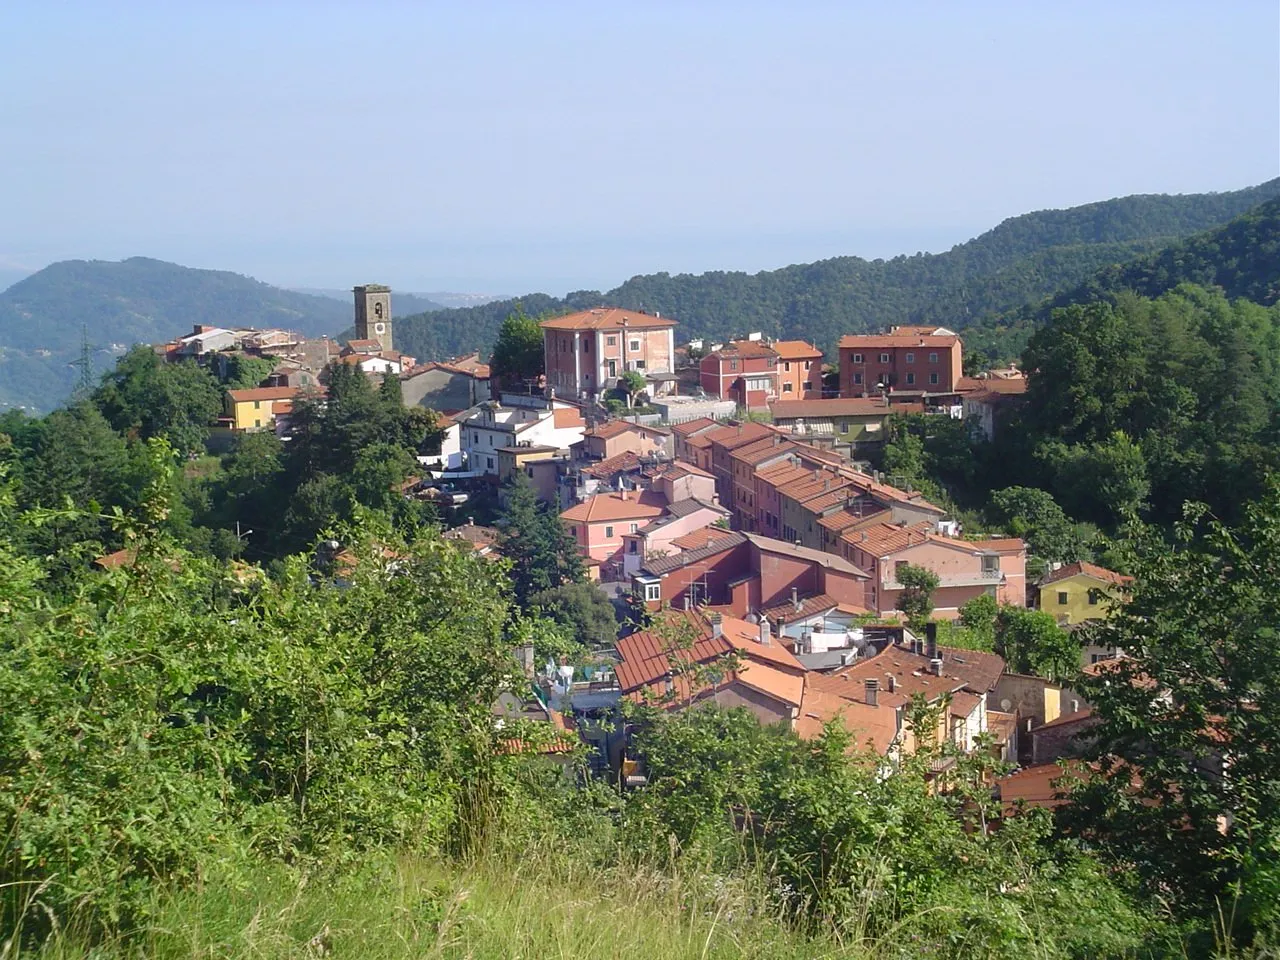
[443,522,500,547]
[958,375,1028,397]
[817,506,888,534]
[580,450,644,479]
[656,459,714,480]
[770,398,919,420]
[729,437,798,467]
[996,762,1088,814]
[227,386,299,403]
[758,592,840,624]
[705,340,778,360]
[771,340,823,360]
[540,308,676,332]
[345,338,382,352]
[94,547,138,569]
[615,609,805,708]
[794,687,901,755]
[560,491,667,524]
[810,642,1005,703]
[671,417,719,437]
[643,531,747,575]
[948,690,984,719]
[702,421,779,451]
[838,328,959,349]
[1032,707,1096,733]
[1041,561,1133,588]
[669,525,741,552]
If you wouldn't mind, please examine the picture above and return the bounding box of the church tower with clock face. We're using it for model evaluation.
[353,284,393,352]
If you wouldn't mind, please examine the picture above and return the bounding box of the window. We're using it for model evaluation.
[929,352,939,363]
[486,456,494,469]
[254,418,261,428]
[853,372,863,385]
[1058,590,1069,605]
[905,352,915,363]
[633,359,645,369]
[604,525,614,538]
[905,372,915,385]
[629,340,640,352]
[783,382,793,393]
[628,540,638,554]
[606,335,617,346]
[568,526,576,536]
[894,560,909,581]
[644,583,661,602]
[254,400,261,409]
[729,359,738,371]
[929,373,939,385]
[526,467,534,478]
[852,353,864,363]
[583,339,590,352]
[804,360,811,369]
[784,361,792,372]
[1088,589,1101,606]
[630,522,638,533]
[879,353,890,363]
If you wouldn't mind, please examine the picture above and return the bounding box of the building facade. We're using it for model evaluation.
[542,308,677,399]
[838,326,962,398]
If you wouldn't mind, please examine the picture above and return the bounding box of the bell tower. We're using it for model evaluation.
[353,284,393,352]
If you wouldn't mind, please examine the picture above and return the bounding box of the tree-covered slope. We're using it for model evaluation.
[0,257,358,411]
[393,178,1280,363]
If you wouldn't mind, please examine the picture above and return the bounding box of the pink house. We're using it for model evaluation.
[648,460,717,504]
[561,490,667,569]
[620,498,731,578]
[839,522,1026,617]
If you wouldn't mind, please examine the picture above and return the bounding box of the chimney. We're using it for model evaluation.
[1070,699,1080,714]
[930,658,944,677]
[709,613,723,639]
[886,674,897,693]
[791,587,800,612]
[759,619,771,647]
[865,677,879,707]
[926,622,938,660]
[467,517,474,526]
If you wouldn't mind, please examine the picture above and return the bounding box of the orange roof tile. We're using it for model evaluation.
[671,417,719,437]
[553,407,585,429]
[670,525,740,551]
[770,398,921,419]
[560,490,667,524]
[795,687,901,755]
[705,340,778,360]
[838,329,960,349]
[1041,561,1133,588]
[228,386,300,403]
[771,340,823,360]
[540,308,676,332]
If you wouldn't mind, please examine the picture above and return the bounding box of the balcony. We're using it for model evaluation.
[885,569,1004,590]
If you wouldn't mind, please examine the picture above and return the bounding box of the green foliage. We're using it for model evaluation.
[496,474,584,606]
[894,563,939,630]
[529,581,619,650]
[994,606,1080,681]
[1065,488,1280,947]
[618,369,647,407]
[988,485,1094,565]
[220,353,275,390]
[489,305,545,389]
[93,346,222,456]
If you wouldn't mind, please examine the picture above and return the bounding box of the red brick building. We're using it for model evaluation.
[542,308,676,400]
[699,340,779,411]
[838,326,962,398]
[772,340,824,399]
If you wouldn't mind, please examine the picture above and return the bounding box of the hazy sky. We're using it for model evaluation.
[2,1,1277,295]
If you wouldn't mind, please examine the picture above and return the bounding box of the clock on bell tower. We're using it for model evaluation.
[353,284,393,352]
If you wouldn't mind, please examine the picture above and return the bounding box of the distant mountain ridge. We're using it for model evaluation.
[392,178,1280,364]
[0,257,362,411]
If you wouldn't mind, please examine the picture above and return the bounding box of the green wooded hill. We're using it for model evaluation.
[0,257,358,412]
[962,196,1280,365]
[393,178,1280,363]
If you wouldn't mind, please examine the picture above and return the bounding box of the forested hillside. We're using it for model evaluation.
[394,178,1280,363]
[0,258,356,411]
[962,197,1280,366]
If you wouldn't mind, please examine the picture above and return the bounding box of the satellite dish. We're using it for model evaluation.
[1000,698,1012,712]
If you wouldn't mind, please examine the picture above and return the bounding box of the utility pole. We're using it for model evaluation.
[71,325,94,398]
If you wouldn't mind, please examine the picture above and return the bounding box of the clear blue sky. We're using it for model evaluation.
[2,1,1277,295]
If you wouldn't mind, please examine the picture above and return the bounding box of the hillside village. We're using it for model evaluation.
[149,283,1150,817]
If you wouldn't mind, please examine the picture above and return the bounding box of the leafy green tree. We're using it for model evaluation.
[490,305,544,389]
[93,347,222,456]
[989,486,1090,565]
[221,353,275,390]
[497,473,584,604]
[618,369,647,408]
[529,581,619,650]
[894,563,939,630]
[994,606,1079,681]
[956,593,998,650]
[1066,489,1280,944]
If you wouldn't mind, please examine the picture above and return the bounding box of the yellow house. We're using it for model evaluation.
[1038,561,1133,667]
[226,386,299,432]
[1038,561,1132,625]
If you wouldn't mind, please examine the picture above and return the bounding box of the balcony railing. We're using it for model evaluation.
[885,570,1004,590]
